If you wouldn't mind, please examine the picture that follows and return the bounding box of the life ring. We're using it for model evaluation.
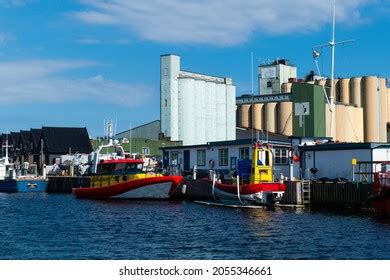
[208,159,215,169]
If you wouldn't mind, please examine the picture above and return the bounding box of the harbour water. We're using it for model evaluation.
[0,193,389,260]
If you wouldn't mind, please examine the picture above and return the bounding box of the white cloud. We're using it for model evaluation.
[0,59,154,107]
[74,37,131,45]
[72,0,372,46]
[74,38,102,44]
[0,0,32,7]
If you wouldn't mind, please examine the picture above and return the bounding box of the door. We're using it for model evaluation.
[184,150,190,172]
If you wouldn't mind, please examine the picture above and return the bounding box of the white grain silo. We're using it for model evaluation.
[160,54,236,145]
[340,78,350,105]
[362,76,380,142]
[350,77,362,107]
[252,103,263,130]
[239,104,251,129]
[265,102,277,133]
[379,78,387,142]
[278,102,293,136]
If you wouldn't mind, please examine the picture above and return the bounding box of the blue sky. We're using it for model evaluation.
[0,0,389,137]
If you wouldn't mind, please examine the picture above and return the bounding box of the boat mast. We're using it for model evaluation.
[329,0,336,140]
[312,0,354,140]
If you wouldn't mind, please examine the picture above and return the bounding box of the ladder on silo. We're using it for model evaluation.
[301,180,311,207]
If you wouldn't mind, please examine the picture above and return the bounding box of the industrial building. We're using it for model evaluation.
[236,59,390,143]
[160,54,236,146]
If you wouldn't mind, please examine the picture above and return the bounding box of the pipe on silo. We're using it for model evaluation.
[252,103,263,130]
[362,76,379,142]
[278,102,293,136]
[265,102,277,133]
[340,78,350,104]
[350,77,362,107]
[281,83,292,93]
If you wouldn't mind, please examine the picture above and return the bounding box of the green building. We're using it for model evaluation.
[291,83,326,137]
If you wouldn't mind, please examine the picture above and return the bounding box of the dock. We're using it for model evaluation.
[47,176,91,193]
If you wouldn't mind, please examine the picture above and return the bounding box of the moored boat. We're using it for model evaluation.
[371,171,390,216]
[0,140,47,193]
[72,158,182,199]
[72,122,182,199]
[203,142,285,205]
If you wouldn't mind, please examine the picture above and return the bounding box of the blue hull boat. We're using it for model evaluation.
[0,179,47,193]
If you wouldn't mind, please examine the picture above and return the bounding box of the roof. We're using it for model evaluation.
[299,142,390,152]
[10,132,20,146]
[19,130,30,145]
[161,135,292,151]
[30,128,42,147]
[41,127,93,154]
[99,159,143,165]
[236,128,291,143]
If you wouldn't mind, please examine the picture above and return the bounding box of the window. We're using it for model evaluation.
[218,149,228,166]
[239,147,250,160]
[170,152,178,165]
[275,148,288,164]
[142,147,150,155]
[197,149,206,166]
[267,81,272,88]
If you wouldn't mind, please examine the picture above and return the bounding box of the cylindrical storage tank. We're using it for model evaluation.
[281,83,292,93]
[265,102,277,133]
[340,78,350,104]
[350,77,362,107]
[277,102,293,135]
[362,76,379,142]
[238,104,251,128]
[252,103,263,130]
[388,87,390,123]
[326,79,339,101]
[354,107,364,142]
[379,78,387,142]
[178,78,194,144]
[335,104,347,142]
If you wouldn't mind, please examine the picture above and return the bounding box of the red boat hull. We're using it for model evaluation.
[203,178,285,204]
[371,189,390,216]
[72,176,183,199]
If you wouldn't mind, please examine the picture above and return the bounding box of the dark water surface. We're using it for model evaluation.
[0,193,389,260]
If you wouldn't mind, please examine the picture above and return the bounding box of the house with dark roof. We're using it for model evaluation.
[38,127,93,165]
[27,128,42,164]
[18,130,31,162]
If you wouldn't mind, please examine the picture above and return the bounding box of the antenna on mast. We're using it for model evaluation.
[251,51,255,143]
[312,0,354,140]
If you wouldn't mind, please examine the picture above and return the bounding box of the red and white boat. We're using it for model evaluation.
[204,143,285,205]
[73,159,183,199]
[72,122,182,199]
[371,171,390,216]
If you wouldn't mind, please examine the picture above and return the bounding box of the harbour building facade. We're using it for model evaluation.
[160,54,236,146]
